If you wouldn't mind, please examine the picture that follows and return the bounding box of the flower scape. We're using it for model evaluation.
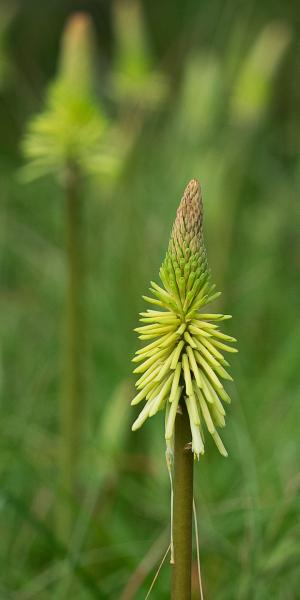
[131,179,237,458]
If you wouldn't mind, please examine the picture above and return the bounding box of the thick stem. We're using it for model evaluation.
[59,163,84,543]
[171,402,194,600]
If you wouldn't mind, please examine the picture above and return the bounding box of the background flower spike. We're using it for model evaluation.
[131,179,237,458]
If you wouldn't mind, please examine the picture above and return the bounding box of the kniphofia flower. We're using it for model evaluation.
[131,180,237,458]
[21,14,114,181]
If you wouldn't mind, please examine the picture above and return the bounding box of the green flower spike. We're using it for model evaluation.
[22,13,112,181]
[131,179,237,458]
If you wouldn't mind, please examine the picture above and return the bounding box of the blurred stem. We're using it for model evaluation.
[171,402,193,600]
[59,161,84,544]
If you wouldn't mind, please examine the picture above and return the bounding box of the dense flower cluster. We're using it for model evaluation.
[22,14,110,181]
[131,179,237,458]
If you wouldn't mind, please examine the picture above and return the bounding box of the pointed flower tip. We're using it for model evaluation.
[62,12,94,52]
[64,12,92,35]
[168,177,206,265]
[177,178,202,225]
[184,178,201,201]
[59,10,97,94]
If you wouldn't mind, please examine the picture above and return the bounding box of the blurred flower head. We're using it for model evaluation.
[132,180,237,458]
[21,13,118,182]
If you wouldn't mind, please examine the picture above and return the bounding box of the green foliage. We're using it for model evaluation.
[1,2,300,599]
[113,0,167,107]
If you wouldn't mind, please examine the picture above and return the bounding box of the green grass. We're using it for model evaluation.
[1,3,300,598]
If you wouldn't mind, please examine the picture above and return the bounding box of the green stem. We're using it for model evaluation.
[59,162,84,543]
[171,402,193,600]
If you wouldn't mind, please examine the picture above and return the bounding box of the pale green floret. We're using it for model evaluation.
[165,386,182,440]
[131,179,237,458]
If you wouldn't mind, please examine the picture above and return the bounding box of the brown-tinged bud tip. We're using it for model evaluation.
[59,12,96,92]
[170,179,204,257]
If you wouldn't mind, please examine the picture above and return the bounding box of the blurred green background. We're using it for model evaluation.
[1,0,300,598]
